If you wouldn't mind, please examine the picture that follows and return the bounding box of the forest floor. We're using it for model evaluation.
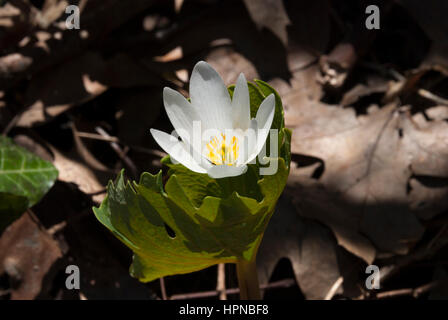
[1,0,448,300]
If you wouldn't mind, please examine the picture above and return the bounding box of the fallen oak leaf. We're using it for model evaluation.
[242,0,290,46]
[257,194,346,299]
[287,94,448,259]
[51,146,107,204]
[0,213,63,299]
[286,101,448,260]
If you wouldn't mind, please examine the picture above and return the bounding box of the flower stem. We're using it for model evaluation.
[236,259,261,300]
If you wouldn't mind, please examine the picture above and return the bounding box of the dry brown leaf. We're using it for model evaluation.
[0,53,33,75]
[0,0,159,89]
[272,65,323,116]
[341,80,389,107]
[12,134,107,203]
[426,106,448,121]
[20,52,108,126]
[154,46,183,63]
[318,43,357,89]
[286,174,377,265]
[70,122,110,173]
[36,0,68,29]
[287,98,448,261]
[174,0,184,13]
[258,195,345,299]
[52,147,106,203]
[19,52,160,127]
[206,47,259,85]
[0,3,20,27]
[403,116,448,177]
[409,177,448,221]
[242,0,290,46]
[0,213,63,299]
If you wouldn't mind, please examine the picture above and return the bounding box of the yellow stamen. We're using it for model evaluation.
[206,134,239,166]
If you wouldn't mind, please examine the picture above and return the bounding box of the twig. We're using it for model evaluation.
[75,131,119,143]
[2,113,21,136]
[46,221,67,235]
[413,281,440,298]
[418,89,448,106]
[358,61,405,81]
[324,277,344,300]
[380,223,448,283]
[95,126,138,179]
[217,263,227,300]
[427,224,448,250]
[169,278,296,300]
[160,277,168,300]
[375,288,412,299]
[70,122,110,172]
[375,279,445,299]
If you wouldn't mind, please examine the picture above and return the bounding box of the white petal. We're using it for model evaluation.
[254,94,275,156]
[150,129,207,173]
[231,73,250,130]
[190,61,232,131]
[207,164,248,179]
[163,87,199,145]
[178,139,212,170]
[237,119,258,165]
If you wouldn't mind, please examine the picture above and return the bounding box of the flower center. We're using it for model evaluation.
[206,134,239,166]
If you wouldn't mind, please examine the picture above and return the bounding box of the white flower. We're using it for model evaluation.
[150,61,275,179]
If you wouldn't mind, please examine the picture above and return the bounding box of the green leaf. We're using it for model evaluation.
[93,158,288,282]
[93,81,291,282]
[0,136,58,232]
[253,80,285,131]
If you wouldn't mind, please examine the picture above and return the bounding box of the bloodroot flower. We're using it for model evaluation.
[150,61,275,179]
